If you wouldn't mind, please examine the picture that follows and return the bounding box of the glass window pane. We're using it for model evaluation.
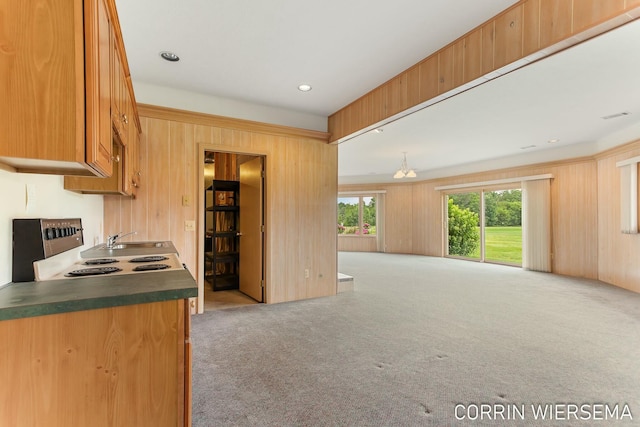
[337,197,359,234]
[484,189,522,265]
[447,192,480,259]
[362,196,376,235]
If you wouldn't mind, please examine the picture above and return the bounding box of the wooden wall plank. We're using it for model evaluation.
[539,0,573,48]
[406,65,421,108]
[494,3,524,69]
[481,21,495,75]
[523,0,541,56]
[573,0,625,33]
[438,45,455,94]
[131,117,150,241]
[418,56,439,103]
[464,28,483,82]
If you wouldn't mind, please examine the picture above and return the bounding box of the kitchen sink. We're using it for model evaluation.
[111,241,169,249]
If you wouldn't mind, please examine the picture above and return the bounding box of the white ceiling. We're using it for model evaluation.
[115,1,640,183]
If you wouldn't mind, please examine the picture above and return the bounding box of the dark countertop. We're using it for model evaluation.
[0,241,197,321]
[0,269,197,321]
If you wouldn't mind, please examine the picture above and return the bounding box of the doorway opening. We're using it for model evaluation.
[202,151,265,311]
[446,187,522,266]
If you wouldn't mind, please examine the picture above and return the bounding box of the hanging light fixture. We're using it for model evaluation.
[393,152,417,179]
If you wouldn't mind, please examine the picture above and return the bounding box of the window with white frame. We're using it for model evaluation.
[337,196,376,236]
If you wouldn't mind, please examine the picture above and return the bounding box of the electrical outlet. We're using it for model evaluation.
[304,269,310,279]
[182,195,191,207]
[185,220,195,231]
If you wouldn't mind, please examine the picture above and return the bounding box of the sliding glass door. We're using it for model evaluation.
[447,188,522,266]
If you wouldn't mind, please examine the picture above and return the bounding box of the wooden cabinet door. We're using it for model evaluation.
[84,0,113,177]
[0,0,85,170]
[0,300,187,427]
[111,31,124,142]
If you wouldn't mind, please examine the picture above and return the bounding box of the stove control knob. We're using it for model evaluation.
[45,228,55,240]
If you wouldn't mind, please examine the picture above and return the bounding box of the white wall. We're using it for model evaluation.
[0,167,104,285]
[132,81,328,132]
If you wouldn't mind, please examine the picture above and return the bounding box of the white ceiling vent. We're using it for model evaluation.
[602,111,631,120]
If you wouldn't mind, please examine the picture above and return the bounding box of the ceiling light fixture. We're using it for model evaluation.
[372,128,384,134]
[160,51,180,62]
[548,138,559,143]
[393,152,417,179]
[298,84,312,92]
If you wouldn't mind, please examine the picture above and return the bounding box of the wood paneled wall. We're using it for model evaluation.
[338,236,377,252]
[105,105,337,306]
[339,183,415,254]
[596,140,640,292]
[339,157,600,280]
[329,0,640,142]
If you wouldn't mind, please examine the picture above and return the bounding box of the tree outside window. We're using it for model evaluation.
[338,196,376,235]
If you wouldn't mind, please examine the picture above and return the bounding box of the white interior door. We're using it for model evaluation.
[239,157,264,302]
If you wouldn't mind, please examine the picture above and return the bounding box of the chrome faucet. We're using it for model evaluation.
[106,231,137,249]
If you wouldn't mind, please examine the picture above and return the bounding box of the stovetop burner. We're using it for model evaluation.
[132,263,170,272]
[83,258,119,265]
[36,253,184,281]
[129,256,169,263]
[65,266,123,277]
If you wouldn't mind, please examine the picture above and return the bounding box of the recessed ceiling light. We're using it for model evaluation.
[520,144,537,150]
[160,51,180,62]
[298,84,312,92]
[548,138,559,144]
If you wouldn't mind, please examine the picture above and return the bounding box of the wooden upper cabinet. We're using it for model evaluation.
[494,4,524,69]
[111,33,132,147]
[84,0,113,177]
[0,0,113,176]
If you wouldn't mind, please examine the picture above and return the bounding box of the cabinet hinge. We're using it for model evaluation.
[261,225,265,233]
[260,280,264,288]
[261,171,265,178]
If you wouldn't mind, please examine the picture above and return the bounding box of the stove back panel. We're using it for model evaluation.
[12,218,84,282]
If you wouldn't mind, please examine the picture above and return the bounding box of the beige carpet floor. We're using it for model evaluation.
[191,252,640,426]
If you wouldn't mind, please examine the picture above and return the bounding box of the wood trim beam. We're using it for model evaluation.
[328,1,640,143]
[434,174,553,191]
[137,104,331,142]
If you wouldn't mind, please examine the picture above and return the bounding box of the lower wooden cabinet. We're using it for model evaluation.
[0,299,191,427]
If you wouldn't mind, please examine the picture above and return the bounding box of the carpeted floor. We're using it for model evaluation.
[191,252,640,426]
